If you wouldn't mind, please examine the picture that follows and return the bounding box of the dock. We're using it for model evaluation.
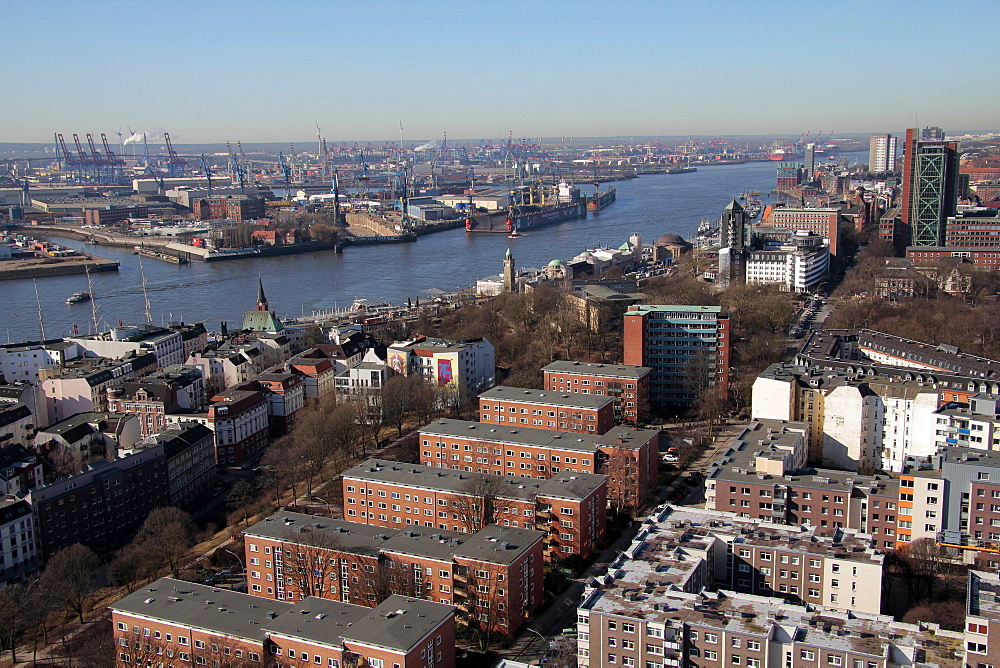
[135,246,189,264]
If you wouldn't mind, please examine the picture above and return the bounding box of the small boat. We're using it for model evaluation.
[508,232,523,239]
[66,292,90,304]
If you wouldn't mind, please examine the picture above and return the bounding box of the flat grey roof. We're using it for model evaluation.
[420,418,600,452]
[245,511,542,566]
[264,595,453,653]
[479,386,612,409]
[110,578,293,642]
[542,361,651,379]
[342,459,606,502]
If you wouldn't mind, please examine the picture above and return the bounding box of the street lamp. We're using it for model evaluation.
[311,495,332,517]
[221,548,245,574]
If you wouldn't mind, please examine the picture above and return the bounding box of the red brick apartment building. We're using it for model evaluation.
[418,418,658,512]
[478,386,615,434]
[541,361,651,424]
[242,511,543,635]
[341,459,607,560]
[110,578,456,668]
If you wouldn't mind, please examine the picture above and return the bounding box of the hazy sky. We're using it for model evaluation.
[3,0,997,144]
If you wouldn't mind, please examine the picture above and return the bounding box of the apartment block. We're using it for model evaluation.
[27,445,168,558]
[623,305,731,405]
[110,578,456,668]
[286,349,338,401]
[704,420,900,549]
[122,422,217,512]
[168,389,269,466]
[68,324,186,369]
[341,459,607,560]
[387,336,495,402]
[0,444,44,497]
[542,361,651,424]
[759,206,840,255]
[237,372,305,436]
[574,503,953,668]
[966,570,1000,666]
[0,498,38,588]
[38,352,157,427]
[418,419,658,512]
[242,511,543,636]
[479,386,615,435]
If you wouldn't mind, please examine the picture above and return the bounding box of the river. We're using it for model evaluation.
[4,153,864,343]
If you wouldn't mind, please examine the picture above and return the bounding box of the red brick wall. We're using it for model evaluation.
[622,313,647,367]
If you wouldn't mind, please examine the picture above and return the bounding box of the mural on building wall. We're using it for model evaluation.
[437,358,453,387]
[388,352,407,376]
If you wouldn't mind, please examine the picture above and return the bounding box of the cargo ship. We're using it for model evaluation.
[466,182,588,233]
[587,185,616,210]
[769,147,800,161]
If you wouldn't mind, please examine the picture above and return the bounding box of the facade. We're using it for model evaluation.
[759,206,841,256]
[386,336,495,403]
[0,444,44,497]
[125,422,217,511]
[868,134,898,173]
[27,444,168,558]
[900,126,960,247]
[110,578,456,668]
[0,498,38,589]
[479,386,615,435]
[623,305,731,405]
[906,246,1000,271]
[745,230,830,293]
[341,459,607,560]
[34,411,142,469]
[0,340,81,384]
[203,389,269,466]
[242,511,543,635]
[247,372,305,436]
[418,419,658,513]
[38,353,156,427]
[943,208,1000,247]
[191,195,266,221]
[717,199,750,289]
[69,325,186,369]
[106,367,206,438]
[0,402,34,447]
[542,361,651,424]
[287,349,338,401]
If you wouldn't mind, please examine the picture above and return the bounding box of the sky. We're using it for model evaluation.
[2,0,998,144]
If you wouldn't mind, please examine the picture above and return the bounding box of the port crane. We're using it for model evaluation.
[164,132,185,177]
[145,165,166,195]
[278,152,292,199]
[199,155,213,196]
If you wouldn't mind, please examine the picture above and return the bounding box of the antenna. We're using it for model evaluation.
[33,280,46,341]
[139,256,153,325]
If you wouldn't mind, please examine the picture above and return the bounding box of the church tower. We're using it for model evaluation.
[256,278,269,311]
[503,248,516,292]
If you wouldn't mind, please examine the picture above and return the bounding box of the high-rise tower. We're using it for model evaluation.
[868,134,898,173]
[503,248,516,292]
[718,199,750,289]
[901,127,960,247]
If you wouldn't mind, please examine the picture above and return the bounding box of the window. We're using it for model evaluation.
[705,633,718,644]
[828,656,843,666]
[800,651,815,661]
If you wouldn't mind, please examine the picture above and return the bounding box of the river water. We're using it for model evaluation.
[4,153,864,343]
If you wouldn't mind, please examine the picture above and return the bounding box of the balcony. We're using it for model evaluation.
[453,571,469,584]
[536,507,553,519]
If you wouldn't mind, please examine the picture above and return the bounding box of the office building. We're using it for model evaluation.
[901,127,960,247]
[717,199,750,289]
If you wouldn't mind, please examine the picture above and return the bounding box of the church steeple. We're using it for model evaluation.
[256,278,269,312]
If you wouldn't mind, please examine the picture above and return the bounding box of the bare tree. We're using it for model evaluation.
[0,583,31,662]
[228,480,261,527]
[40,543,100,623]
[408,375,440,426]
[456,562,510,650]
[261,435,303,507]
[458,473,512,533]
[600,449,641,515]
[277,528,343,602]
[136,507,195,578]
[381,375,411,437]
[111,541,160,593]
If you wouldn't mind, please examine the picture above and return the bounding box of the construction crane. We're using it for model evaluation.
[199,155,213,196]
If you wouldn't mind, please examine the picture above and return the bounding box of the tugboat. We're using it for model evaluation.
[66,291,90,304]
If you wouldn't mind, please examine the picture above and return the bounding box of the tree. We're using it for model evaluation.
[600,449,642,515]
[0,583,31,662]
[457,561,509,650]
[381,375,411,437]
[40,543,100,623]
[111,541,160,593]
[458,473,512,533]
[327,404,359,475]
[136,506,195,578]
[408,375,440,426]
[278,528,343,601]
[294,406,338,497]
[228,480,261,527]
[261,435,303,507]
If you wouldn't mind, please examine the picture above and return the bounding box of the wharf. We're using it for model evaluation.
[135,246,189,264]
[0,254,119,281]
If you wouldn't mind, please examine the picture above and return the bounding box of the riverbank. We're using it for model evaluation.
[0,254,119,281]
